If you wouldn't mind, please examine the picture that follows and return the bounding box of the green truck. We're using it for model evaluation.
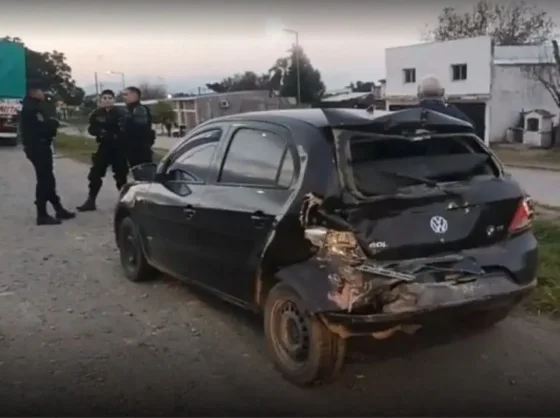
[0,39,26,146]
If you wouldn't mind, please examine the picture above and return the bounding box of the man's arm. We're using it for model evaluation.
[131,106,155,146]
[20,104,45,146]
[87,110,101,137]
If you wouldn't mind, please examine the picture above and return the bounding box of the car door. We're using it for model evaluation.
[144,128,225,281]
[196,122,299,303]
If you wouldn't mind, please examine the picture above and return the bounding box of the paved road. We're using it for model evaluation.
[507,167,560,207]
[1,145,560,416]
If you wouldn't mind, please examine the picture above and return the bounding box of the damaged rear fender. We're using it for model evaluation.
[274,258,349,314]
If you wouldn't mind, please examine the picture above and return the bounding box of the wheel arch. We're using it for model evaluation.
[114,205,131,242]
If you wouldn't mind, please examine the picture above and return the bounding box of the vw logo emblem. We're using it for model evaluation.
[430,215,448,234]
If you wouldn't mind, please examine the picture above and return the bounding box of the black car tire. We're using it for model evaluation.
[459,306,512,329]
[117,217,157,282]
[264,282,346,387]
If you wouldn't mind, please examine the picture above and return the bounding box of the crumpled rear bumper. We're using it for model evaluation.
[319,275,537,337]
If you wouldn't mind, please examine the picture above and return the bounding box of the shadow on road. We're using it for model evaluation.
[154,273,489,367]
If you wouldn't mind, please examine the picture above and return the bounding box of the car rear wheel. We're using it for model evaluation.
[264,282,346,387]
[117,217,157,282]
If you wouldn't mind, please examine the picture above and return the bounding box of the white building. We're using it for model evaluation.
[384,36,558,144]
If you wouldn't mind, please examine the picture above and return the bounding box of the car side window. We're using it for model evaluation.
[166,129,222,184]
[219,128,295,187]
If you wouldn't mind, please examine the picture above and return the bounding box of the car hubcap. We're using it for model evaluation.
[276,301,310,366]
[122,229,138,268]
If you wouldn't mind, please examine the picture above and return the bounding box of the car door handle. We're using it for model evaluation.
[251,211,267,229]
[183,206,196,220]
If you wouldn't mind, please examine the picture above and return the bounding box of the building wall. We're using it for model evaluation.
[194,91,295,124]
[385,36,493,98]
[488,65,558,143]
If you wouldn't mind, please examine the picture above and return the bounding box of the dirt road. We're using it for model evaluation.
[507,167,560,208]
[0,146,559,416]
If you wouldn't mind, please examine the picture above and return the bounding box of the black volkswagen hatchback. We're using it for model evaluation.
[114,108,538,387]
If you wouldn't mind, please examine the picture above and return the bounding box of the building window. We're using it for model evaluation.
[526,117,539,132]
[403,68,416,84]
[451,64,467,81]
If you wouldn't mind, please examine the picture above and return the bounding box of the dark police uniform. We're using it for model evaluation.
[20,96,75,224]
[120,102,156,167]
[81,106,129,204]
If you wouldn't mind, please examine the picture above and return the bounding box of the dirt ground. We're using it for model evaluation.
[1,146,560,416]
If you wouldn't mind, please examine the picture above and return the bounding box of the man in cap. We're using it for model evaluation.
[417,76,473,125]
[20,85,75,225]
[119,86,156,167]
[77,89,129,212]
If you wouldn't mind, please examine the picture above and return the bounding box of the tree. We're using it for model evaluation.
[138,82,167,100]
[1,36,85,105]
[277,45,325,103]
[152,100,176,125]
[268,58,290,93]
[347,81,376,93]
[205,46,325,104]
[524,40,560,108]
[423,1,555,46]
[206,71,269,93]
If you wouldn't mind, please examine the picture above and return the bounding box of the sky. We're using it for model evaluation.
[2,0,560,94]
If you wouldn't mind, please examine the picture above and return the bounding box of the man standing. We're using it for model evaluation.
[417,76,474,125]
[120,86,155,167]
[77,89,128,212]
[20,86,75,225]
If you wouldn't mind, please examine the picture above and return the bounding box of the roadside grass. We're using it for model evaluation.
[49,134,560,317]
[531,219,560,316]
[54,133,167,164]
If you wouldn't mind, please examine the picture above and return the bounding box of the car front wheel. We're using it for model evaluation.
[117,217,157,282]
[264,282,346,387]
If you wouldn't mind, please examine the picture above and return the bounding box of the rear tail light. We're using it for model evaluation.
[508,197,534,234]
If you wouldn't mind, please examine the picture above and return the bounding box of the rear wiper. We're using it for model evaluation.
[378,170,462,197]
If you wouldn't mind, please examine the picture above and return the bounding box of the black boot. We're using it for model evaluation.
[52,201,76,220]
[36,203,61,226]
[76,196,97,212]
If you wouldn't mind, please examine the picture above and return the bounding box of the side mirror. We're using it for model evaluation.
[131,162,158,181]
[164,180,192,197]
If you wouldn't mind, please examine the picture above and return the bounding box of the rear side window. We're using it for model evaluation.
[347,134,497,196]
[219,128,295,187]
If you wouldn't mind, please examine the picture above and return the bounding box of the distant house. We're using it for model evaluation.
[113,90,296,131]
[384,35,560,144]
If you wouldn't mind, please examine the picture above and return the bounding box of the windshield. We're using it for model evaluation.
[344,133,499,196]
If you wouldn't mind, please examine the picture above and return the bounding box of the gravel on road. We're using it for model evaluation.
[0,145,559,416]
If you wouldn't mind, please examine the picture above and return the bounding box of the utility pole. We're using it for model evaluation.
[94,71,99,100]
[283,28,301,106]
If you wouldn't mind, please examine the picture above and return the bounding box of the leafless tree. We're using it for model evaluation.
[522,40,560,107]
[423,0,555,46]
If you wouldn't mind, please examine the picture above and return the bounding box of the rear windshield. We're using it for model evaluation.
[346,134,498,196]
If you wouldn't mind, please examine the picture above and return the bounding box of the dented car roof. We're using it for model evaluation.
[208,107,475,133]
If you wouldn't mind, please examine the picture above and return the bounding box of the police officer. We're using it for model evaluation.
[417,76,474,125]
[20,86,75,225]
[120,86,156,167]
[77,89,128,212]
